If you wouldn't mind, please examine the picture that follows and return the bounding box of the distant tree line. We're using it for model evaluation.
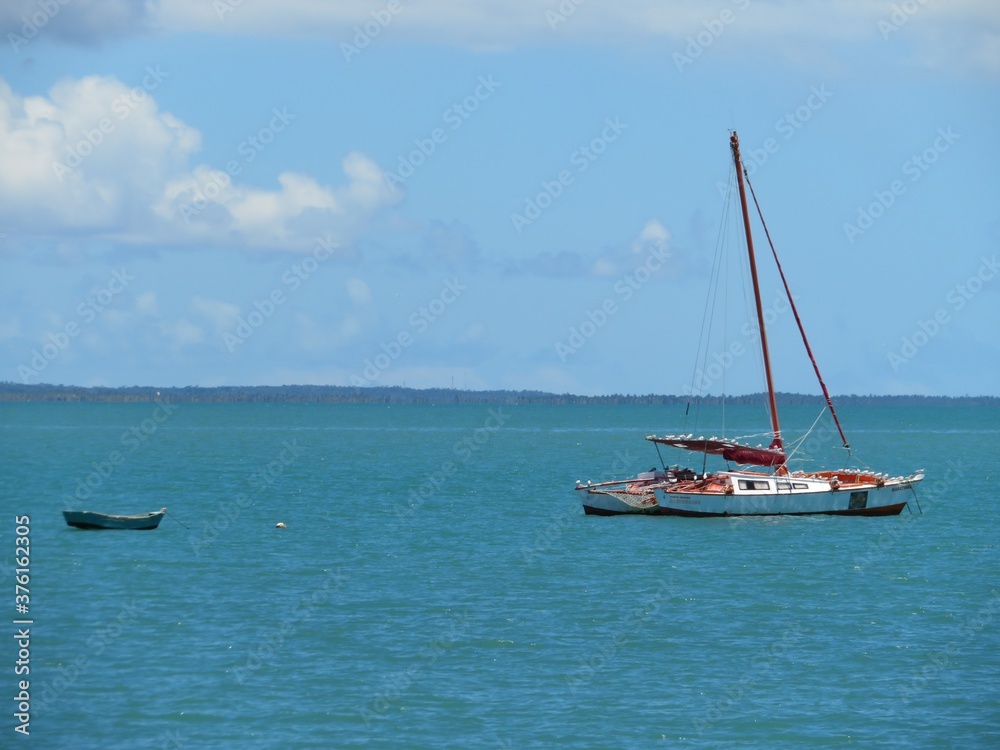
[0,382,996,406]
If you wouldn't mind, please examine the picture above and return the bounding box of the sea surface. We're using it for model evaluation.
[1,401,998,749]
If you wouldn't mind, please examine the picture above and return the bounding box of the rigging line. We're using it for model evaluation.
[718,167,746,436]
[743,230,771,435]
[726,158,773,438]
[732,430,778,444]
[654,441,666,470]
[782,407,827,465]
[910,486,924,515]
[687,161,735,431]
[742,167,850,450]
[704,180,732,365]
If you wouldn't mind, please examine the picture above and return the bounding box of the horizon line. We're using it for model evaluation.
[1,382,997,402]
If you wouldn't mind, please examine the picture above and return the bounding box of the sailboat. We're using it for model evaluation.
[576,132,924,517]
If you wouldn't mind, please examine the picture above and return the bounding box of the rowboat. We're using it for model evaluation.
[63,508,167,530]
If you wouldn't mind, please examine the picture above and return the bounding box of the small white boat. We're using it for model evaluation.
[63,508,167,530]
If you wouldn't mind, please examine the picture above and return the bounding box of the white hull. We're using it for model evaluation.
[653,472,920,517]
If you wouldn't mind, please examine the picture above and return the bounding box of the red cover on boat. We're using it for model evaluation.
[647,436,787,467]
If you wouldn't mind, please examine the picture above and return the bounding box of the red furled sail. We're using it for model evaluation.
[646,436,787,467]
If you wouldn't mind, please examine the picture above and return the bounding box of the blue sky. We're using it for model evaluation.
[1,0,998,396]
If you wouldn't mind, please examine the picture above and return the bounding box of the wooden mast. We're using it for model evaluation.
[730,132,783,454]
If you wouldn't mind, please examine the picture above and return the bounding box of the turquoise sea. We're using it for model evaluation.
[1,401,998,749]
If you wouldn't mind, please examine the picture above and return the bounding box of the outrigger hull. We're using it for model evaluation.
[580,493,660,516]
[576,469,690,516]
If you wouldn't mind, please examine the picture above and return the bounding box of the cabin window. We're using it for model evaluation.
[777,480,810,490]
[849,491,868,509]
[738,479,771,491]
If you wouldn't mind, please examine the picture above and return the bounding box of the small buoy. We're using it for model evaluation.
[275,522,286,529]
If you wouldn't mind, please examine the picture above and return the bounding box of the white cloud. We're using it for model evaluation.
[3,2,994,77]
[159,319,205,347]
[0,74,197,231]
[508,218,673,279]
[346,277,372,303]
[587,219,672,278]
[135,292,158,316]
[0,317,22,340]
[147,0,1000,77]
[459,322,487,343]
[631,219,669,252]
[0,76,399,250]
[339,316,363,338]
[155,153,400,249]
[191,296,240,335]
[903,4,1000,78]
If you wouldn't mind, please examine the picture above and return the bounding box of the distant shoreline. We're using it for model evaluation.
[1,383,996,406]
